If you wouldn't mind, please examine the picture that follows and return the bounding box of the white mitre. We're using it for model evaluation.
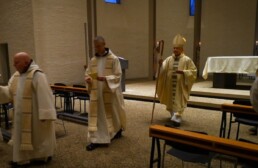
[173,34,186,47]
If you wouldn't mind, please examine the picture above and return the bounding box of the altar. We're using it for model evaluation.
[202,56,258,88]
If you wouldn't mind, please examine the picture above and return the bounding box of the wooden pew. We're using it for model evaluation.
[51,85,88,112]
[50,85,87,94]
[220,103,258,138]
[221,103,256,114]
[149,125,258,168]
[50,85,89,124]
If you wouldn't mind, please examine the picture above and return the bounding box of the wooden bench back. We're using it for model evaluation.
[149,125,258,162]
[50,85,88,94]
[221,103,258,115]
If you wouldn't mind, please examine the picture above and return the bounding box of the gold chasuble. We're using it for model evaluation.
[157,53,197,114]
[86,50,126,144]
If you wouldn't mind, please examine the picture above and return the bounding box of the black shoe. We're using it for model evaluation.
[250,131,258,136]
[86,143,99,151]
[9,161,17,167]
[249,127,257,135]
[45,156,52,163]
[249,127,257,132]
[171,121,181,127]
[164,123,177,128]
[9,161,30,168]
[46,156,52,163]
[30,156,52,166]
[113,129,123,139]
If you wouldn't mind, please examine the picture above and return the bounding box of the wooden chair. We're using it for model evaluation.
[149,125,258,168]
[72,85,90,113]
[237,138,258,168]
[222,103,258,140]
[162,128,214,168]
[0,103,13,129]
[53,83,67,109]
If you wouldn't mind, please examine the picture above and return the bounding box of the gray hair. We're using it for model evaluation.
[94,36,105,43]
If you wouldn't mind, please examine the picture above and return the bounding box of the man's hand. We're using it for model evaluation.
[158,59,163,66]
[176,70,184,74]
[97,76,106,81]
[85,77,92,84]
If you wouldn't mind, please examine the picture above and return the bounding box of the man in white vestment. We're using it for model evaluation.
[85,36,126,151]
[0,52,56,166]
[157,34,197,127]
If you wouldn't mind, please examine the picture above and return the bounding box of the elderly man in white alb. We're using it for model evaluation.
[0,52,56,167]
[157,34,197,127]
[85,36,126,151]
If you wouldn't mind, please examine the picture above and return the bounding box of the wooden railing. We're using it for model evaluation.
[149,125,258,168]
[219,103,258,138]
[50,85,87,94]
[221,103,257,115]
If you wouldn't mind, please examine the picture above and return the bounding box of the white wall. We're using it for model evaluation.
[119,0,256,77]
[96,0,149,79]
[96,0,194,79]
[32,0,87,84]
[0,0,35,74]
[156,0,195,59]
[0,0,257,81]
[200,0,257,74]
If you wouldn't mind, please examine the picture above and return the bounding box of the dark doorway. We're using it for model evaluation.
[0,43,11,85]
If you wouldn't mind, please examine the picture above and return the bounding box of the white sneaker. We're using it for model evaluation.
[171,115,182,123]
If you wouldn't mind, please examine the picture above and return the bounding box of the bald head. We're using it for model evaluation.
[94,36,106,55]
[13,52,32,73]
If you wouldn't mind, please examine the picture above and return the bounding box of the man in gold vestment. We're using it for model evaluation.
[157,34,197,127]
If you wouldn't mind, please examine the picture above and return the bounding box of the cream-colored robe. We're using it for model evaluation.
[85,52,126,144]
[0,62,56,162]
[157,53,197,114]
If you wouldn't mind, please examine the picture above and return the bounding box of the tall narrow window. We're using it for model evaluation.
[105,0,120,4]
[190,0,195,16]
